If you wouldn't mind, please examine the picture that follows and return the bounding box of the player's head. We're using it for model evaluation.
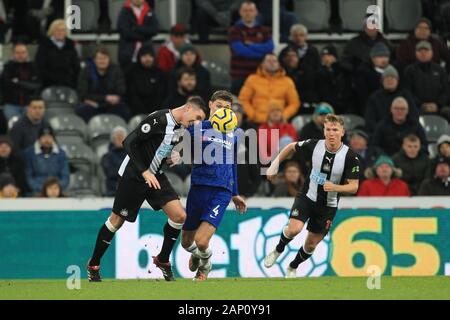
[208,90,233,117]
[323,114,345,147]
[180,96,208,127]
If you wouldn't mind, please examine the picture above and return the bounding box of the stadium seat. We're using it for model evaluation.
[72,0,100,32]
[339,0,376,31]
[428,143,437,159]
[68,171,100,197]
[293,0,331,32]
[59,141,97,174]
[165,171,186,197]
[201,60,231,90]
[385,0,422,32]
[48,114,87,140]
[291,115,312,134]
[128,114,147,132]
[154,0,192,31]
[44,108,76,121]
[7,115,19,131]
[87,114,128,149]
[94,141,110,160]
[41,86,78,109]
[56,135,85,146]
[419,115,450,143]
[109,0,124,31]
[341,114,365,130]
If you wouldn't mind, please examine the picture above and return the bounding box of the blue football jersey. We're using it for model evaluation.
[187,120,238,195]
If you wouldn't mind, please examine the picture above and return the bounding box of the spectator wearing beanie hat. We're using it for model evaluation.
[365,64,419,133]
[419,156,450,196]
[404,40,450,120]
[0,173,19,199]
[357,155,410,196]
[354,42,392,113]
[126,44,167,115]
[24,126,69,196]
[397,17,450,73]
[426,134,450,177]
[299,102,334,141]
[168,43,211,102]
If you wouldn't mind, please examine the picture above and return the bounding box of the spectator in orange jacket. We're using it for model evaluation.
[357,155,410,196]
[258,101,298,163]
[239,53,300,126]
[157,24,189,72]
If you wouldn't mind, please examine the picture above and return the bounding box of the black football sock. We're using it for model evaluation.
[157,220,182,263]
[276,227,293,253]
[289,246,313,269]
[89,219,117,266]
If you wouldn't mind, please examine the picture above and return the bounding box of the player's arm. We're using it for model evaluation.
[123,115,162,189]
[324,151,360,194]
[266,142,296,181]
[324,179,359,194]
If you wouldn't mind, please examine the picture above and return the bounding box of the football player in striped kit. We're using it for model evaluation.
[264,114,360,277]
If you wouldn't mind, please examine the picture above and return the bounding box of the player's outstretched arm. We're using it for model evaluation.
[323,179,359,194]
[266,142,297,182]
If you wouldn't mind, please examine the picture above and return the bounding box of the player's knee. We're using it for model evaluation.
[171,211,186,224]
[109,213,124,229]
[195,236,209,251]
[286,225,301,238]
[304,241,318,253]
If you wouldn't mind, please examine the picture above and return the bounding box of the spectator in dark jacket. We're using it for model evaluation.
[117,0,158,71]
[1,43,41,120]
[397,18,450,73]
[163,67,200,107]
[233,103,261,198]
[35,19,80,88]
[193,0,241,43]
[315,45,352,114]
[418,156,450,196]
[354,42,391,115]
[126,44,166,115]
[228,1,274,95]
[404,40,450,120]
[168,43,211,101]
[157,23,189,73]
[427,134,450,177]
[0,135,27,195]
[101,126,128,196]
[392,134,430,195]
[371,97,428,156]
[347,128,383,182]
[76,47,130,123]
[272,161,304,197]
[341,23,393,73]
[24,126,69,196]
[299,103,334,140]
[365,65,419,133]
[10,97,49,152]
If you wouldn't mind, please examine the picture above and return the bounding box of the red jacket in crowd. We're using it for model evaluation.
[258,122,298,162]
[357,178,410,196]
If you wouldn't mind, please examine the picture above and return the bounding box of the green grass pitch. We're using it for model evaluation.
[1,276,450,300]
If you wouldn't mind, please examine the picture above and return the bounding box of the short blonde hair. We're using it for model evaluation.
[324,114,345,127]
[47,19,67,37]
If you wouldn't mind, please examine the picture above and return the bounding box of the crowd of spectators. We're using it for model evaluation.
[0,0,449,199]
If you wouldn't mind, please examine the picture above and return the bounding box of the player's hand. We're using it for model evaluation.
[167,151,181,167]
[323,181,336,192]
[142,170,161,189]
[266,164,278,182]
[232,196,247,214]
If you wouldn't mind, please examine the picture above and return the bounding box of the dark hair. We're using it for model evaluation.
[93,46,111,59]
[27,95,44,106]
[187,96,209,118]
[41,177,62,198]
[210,90,233,104]
[176,66,196,81]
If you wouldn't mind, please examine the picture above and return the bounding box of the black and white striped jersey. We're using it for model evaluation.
[118,109,184,179]
[295,139,360,207]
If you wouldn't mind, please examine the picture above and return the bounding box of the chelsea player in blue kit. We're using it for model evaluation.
[180,91,247,281]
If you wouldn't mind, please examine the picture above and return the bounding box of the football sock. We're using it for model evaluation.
[197,247,212,264]
[157,220,182,263]
[89,218,117,266]
[289,246,314,269]
[276,227,293,253]
[185,243,200,257]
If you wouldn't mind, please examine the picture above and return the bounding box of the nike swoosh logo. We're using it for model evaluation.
[171,238,177,241]
[102,240,111,245]
[209,215,216,219]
